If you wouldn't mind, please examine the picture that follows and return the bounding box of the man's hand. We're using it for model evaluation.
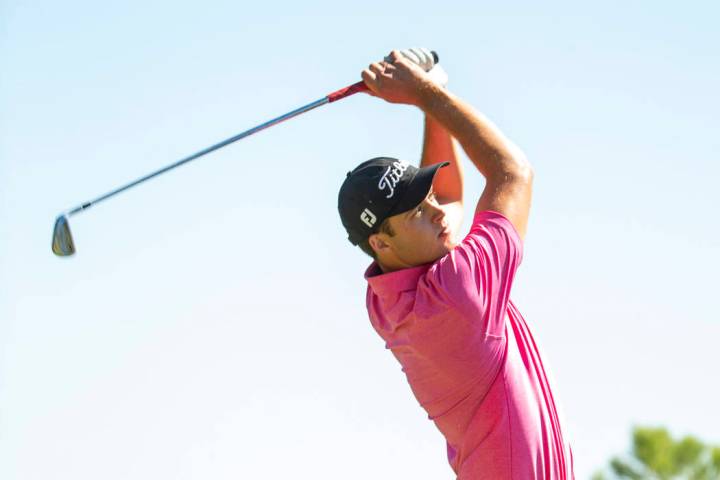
[391,48,448,88]
[361,50,437,106]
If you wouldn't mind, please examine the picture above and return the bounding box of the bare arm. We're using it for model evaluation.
[420,114,464,206]
[418,86,533,241]
[362,50,533,241]
[419,114,465,237]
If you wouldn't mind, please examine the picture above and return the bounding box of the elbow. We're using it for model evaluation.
[517,160,534,182]
[507,147,533,182]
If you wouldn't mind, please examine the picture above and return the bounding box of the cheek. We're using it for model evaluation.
[396,219,438,252]
[396,226,423,251]
[416,224,442,250]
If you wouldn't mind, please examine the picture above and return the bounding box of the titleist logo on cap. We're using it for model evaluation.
[378,160,410,199]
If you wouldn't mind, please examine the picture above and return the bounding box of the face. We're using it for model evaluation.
[370,190,456,270]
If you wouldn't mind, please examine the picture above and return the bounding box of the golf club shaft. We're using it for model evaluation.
[66,81,370,217]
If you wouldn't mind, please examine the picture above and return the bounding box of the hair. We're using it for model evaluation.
[358,217,396,259]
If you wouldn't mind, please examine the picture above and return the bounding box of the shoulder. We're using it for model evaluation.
[417,210,524,307]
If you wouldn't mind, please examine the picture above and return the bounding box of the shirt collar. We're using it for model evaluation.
[364,261,431,295]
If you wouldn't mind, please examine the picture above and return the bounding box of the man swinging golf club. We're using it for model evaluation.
[338,48,574,479]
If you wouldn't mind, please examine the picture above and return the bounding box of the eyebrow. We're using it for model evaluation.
[405,188,437,220]
[404,204,419,220]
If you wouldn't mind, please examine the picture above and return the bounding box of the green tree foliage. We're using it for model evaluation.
[593,426,720,480]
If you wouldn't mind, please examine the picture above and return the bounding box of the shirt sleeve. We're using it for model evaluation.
[419,210,524,338]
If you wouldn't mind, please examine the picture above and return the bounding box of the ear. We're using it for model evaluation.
[368,233,392,256]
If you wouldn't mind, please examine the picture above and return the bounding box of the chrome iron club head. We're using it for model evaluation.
[52,215,75,256]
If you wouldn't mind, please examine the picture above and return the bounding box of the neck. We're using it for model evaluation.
[376,255,412,274]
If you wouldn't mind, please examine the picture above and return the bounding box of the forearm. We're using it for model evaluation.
[417,85,530,180]
[420,115,464,204]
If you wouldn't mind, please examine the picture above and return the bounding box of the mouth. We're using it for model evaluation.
[438,225,449,239]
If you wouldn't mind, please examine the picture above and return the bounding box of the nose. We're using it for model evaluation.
[430,203,445,224]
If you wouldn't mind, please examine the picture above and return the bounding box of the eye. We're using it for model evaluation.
[415,205,423,216]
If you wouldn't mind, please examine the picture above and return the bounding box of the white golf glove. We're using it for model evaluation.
[387,47,449,88]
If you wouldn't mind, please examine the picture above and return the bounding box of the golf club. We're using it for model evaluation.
[52,50,439,257]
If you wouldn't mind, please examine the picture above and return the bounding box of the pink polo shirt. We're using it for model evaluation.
[365,210,574,479]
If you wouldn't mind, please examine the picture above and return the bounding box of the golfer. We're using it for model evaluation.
[338,49,574,479]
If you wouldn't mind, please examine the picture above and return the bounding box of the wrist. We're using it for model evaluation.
[415,82,449,112]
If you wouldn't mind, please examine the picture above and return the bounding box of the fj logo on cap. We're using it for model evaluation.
[360,208,377,228]
[378,160,410,199]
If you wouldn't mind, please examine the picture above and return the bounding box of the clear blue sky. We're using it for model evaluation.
[1,1,719,478]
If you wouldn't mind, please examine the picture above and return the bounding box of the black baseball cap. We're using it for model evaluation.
[338,157,449,245]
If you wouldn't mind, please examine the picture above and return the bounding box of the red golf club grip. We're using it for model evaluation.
[326,50,439,103]
[327,81,369,103]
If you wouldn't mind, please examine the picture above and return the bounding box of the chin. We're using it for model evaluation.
[428,244,452,264]
[440,234,457,252]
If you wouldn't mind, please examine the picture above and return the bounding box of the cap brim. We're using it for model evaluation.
[388,161,449,216]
